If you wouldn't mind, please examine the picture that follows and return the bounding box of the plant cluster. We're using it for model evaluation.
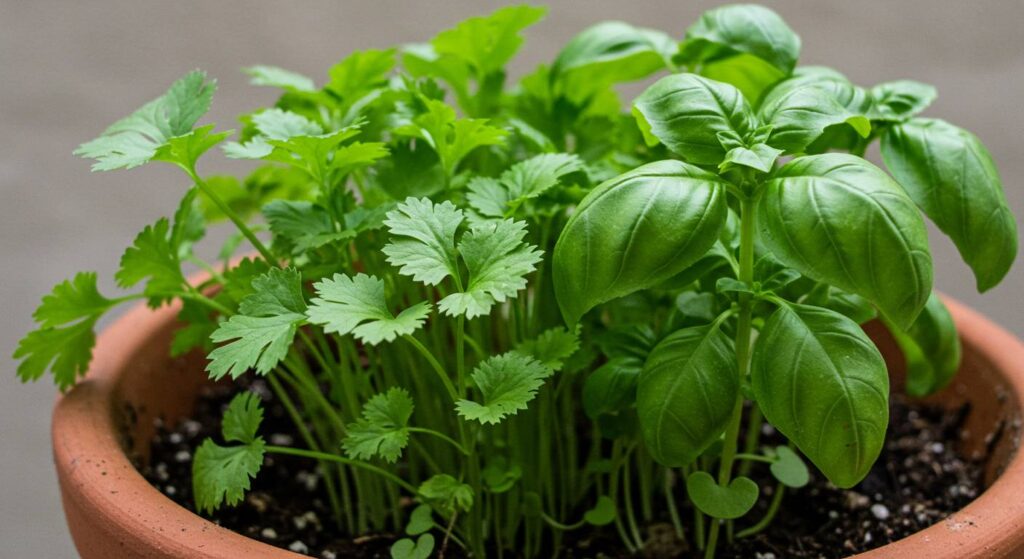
[16,4,1016,558]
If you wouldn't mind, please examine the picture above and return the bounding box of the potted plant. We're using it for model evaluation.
[19,3,1024,558]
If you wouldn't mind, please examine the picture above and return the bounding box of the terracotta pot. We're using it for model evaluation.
[52,296,1024,558]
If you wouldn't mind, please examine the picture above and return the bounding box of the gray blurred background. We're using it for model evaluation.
[1,1,1021,556]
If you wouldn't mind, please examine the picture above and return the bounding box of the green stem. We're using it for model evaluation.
[265,445,419,495]
[402,335,458,402]
[706,194,758,559]
[539,513,585,531]
[733,453,773,464]
[736,484,785,539]
[408,427,470,456]
[665,469,686,544]
[188,168,277,264]
[178,290,233,316]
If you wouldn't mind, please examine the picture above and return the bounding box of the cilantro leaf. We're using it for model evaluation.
[432,5,547,77]
[394,98,506,178]
[262,200,354,255]
[222,391,264,444]
[467,153,582,218]
[263,126,388,185]
[438,219,542,318]
[342,388,414,463]
[171,299,216,357]
[307,274,431,345]
[455,352,549,425]
[326,49,396,113]
[223,109,322,159]
[192,392,266,514]
[14,272,117,390]
[152,124,232,171]
[115,218,186,305]
[74,70,216,171]
[244,65,316,93]
[418,474,474,516]
[32,271,114,327]
[14,318,98,389]
[206,268,306,380]
[514,326,580,373]
[383,198,464,286]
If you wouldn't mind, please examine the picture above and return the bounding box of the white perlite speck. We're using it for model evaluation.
[871,503,891,520]
[288,540,309,554]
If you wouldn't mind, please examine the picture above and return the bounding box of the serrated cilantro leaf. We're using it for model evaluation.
[342,388,414,463]
[222,391,264,444]
[13,272,116,389]
[432,5,547,77]
[438,219,542,318]
[224,109,322,159]
[206,268,306,380]
[455,352,549,425]
[32,272,114,327]
[152,124,232,171]
[192,392,266,514]
[326,49,395,112]
[244,65,316,93]
[171,188,206,259]
[383,198,464,286]
[75,70,216,171]
[514,326,580,373]
[115,218,186,305]
[468,153,582,218]
[394,99,506,178]
[307,274,431,345]
[171,299,216,357]
[418,474,474,516]
[262,200,353,255]
[263,126,388,184]
[14,317,98,390]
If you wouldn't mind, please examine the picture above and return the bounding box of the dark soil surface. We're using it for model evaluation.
[139,380,984,558]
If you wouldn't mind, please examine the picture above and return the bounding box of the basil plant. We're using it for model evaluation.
[15,3,1015,558]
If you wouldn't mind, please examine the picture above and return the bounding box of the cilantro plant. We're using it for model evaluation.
[15,4,1016,558]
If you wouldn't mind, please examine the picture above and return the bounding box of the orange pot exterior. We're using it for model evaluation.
[52,296,1024,559]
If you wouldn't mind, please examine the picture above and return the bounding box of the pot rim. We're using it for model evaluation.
[51,295,1024,559]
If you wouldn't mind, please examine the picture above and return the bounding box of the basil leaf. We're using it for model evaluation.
[680,4,801,101]
[888,292,961,397]
[553,160,729,325]
[752,304,889,488]
[758,154,932,329]
[881,118,1017,291]
[637,324,738,467]
[582,357,641,420]
[551,21,675,90]
[759,85,870,154]
[632,74,756,166]
[870,80,936,122]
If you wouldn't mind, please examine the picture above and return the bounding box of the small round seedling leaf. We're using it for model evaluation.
[390,534,434,559]
[522,491,543,518]
[583,496,617,526]
[685,471,759,519]
[770,446,810,488]
[405,504,433,536]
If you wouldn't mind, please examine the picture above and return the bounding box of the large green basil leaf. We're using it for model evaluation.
[763,66,873,153]
[552,21,675,92]
[881,118,1017,292]
[638,324,738,467]
[759,154,932,329]
[632,74,756,166]
[553,160,728,325]
[888,292,961,397]
[751,304,888,488]
[759,85,870,154]
[680,4,800,101]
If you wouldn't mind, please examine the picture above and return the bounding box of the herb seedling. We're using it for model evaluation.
[16,4,1015,558]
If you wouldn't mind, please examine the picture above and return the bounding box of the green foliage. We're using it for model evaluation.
[20,5,1018,558]
[74,70,217,170]
[307,274,430,345]
[192,392,266,513]
[343,388,414,463]
[637,325,737,467]
[751,304,889,488]
[456,352,549,425]
[206,268,307,379]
